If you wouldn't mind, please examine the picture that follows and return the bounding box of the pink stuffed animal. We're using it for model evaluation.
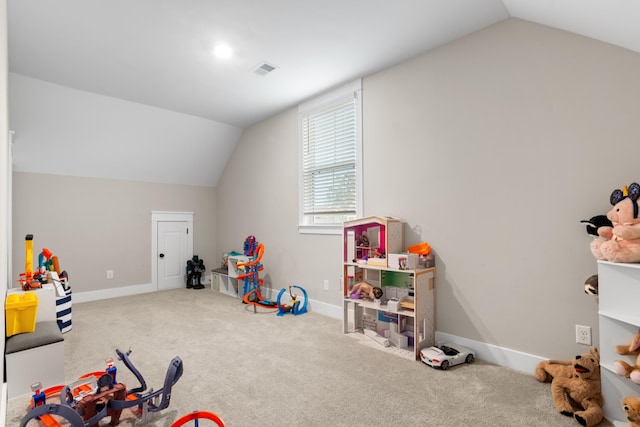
[591,182,640,263]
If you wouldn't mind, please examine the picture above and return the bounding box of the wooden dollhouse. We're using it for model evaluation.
[342,216,404,267]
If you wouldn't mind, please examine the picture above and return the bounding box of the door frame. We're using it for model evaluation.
[151,211,194,290]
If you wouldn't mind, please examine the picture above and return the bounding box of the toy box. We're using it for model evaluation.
[5,292,39,337]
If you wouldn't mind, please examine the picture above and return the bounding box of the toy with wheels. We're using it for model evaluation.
[277,286,308,316]
[20,348,183,427]
[171,410,226,427]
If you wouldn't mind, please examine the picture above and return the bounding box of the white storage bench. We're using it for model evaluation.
[5,320,64,399]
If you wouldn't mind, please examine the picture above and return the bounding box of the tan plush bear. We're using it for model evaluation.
[622,396,640,427]
[534,346,603,427]
[592,182,640,263]
[614,331,640,384]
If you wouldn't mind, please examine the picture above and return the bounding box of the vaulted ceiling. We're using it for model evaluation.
[7,0,640,186]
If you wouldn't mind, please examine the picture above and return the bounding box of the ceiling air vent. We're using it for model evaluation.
[251,61,278,76]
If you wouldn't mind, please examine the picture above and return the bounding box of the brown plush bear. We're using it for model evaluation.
[614,330,640,384]
[592,182,640,263]
[534,346,603,427]
[623,396,640,427]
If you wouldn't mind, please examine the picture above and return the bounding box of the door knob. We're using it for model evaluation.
[159,253,165,258]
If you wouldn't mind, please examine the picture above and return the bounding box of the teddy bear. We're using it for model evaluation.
[534,346,603,427]
[614,330,640,384]
[591,182,640,263]
[622,396,640,427]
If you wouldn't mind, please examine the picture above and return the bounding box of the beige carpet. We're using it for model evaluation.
[8,288,612,426]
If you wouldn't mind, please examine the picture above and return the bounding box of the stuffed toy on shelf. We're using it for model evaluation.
[534,346,603,427]
[591,182,640,263]
[622,396,640,427]
[614,330,640,384]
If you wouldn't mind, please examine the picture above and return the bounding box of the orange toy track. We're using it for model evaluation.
[171,411,226,427]
[236,243,276,309]
[28,371,141,427]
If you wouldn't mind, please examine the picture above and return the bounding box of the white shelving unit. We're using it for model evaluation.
[342,263,435,360]
[598,260,640,426]
[341,216,435,361]
[211,255,249,298]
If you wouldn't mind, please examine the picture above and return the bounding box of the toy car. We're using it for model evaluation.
[419,343,475,370]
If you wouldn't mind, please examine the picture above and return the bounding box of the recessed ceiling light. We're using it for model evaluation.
[213,44,233,59]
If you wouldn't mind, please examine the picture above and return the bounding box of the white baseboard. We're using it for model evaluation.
[72,283,155,303]
[70,285,542,375]
[307,298,343,319]
[435,332,546,375]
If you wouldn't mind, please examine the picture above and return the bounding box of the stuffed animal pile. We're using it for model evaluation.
[590,182,640,263]
[534,346,603,427]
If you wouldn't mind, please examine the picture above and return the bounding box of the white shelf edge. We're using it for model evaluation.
[343,297,416,318]
[344,262,435,275]
[597,260,640,270]
[599,310,640,327]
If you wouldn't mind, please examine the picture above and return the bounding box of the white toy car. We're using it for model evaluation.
[419,343,475,370]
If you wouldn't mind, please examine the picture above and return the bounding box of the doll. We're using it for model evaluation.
[350,281,383,300]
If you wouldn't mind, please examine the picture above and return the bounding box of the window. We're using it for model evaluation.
[298,79,362,234]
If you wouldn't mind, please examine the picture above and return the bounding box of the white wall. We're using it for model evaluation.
[216,18,640,360]
[9,74,242,187]
[1,0,8,406]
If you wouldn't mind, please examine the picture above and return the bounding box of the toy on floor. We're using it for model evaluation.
[591,182,640,263]
[534,346,603,427]
[419,343,475,370]
[20,348,183,427]
[622,396,640,427]
[614,330,640,384]
[237,236,277,311]
[277,285,308,316]
[186,255,206,289]
[171,410,226,427]
[349,281,383,301]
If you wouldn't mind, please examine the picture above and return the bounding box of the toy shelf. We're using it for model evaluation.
[210,255,249,298]
[597,260,640,425]
[342,217,435,361]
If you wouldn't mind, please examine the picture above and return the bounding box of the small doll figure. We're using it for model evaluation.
[357,232,370,248]
[350,281,383,301]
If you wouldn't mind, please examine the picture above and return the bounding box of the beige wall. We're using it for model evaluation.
[216,108,344,306]
[12,172,216,293]
[10,17,640,360]
[217,18,640,359]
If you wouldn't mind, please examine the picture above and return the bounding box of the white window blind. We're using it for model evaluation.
[302,96,356,215]
[298,79,362,234]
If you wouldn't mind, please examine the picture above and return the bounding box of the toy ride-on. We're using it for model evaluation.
[20,348,183,427]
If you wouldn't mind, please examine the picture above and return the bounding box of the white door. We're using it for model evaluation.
[157,221,189,290]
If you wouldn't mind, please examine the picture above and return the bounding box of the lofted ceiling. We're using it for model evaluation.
[7,0,640,186]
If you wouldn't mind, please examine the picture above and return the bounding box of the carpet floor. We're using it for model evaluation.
[7,288,613,426]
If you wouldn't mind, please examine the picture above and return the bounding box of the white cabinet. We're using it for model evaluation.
[598,261,640,425]
[342,263,435,361]
[211,255,249,298]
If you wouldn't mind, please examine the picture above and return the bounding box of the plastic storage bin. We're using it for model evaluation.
[5,292,39,337]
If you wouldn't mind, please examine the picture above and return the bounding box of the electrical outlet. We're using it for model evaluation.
[323,279,329,291]
[107,270,114,279]
[576,325,592,345]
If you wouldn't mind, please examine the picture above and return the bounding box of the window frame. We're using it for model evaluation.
[298,79,363,235]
